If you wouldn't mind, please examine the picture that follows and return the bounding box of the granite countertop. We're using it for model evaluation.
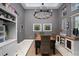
[59,35,79,40]
[35,35,56,41]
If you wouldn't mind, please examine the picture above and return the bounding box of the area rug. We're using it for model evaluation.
[26,41,62,56]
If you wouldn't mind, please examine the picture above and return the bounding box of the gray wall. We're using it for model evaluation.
[24,9,60,39]
[11,3,25,43]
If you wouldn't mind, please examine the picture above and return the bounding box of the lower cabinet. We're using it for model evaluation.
[7,41,17,56]
[0,40,17,56]
[56,38,79,56]
[56,43,72,56]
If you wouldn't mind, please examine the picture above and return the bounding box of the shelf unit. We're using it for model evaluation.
[0,3,17,56]
[0,8,16,23]
[0,3,17,40]
[0,15,16,23]
[0,4,16,17]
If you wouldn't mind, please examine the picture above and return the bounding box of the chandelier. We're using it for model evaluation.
[34,3,53,19]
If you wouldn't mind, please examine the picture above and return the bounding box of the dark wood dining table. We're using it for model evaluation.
[35,35,56,55]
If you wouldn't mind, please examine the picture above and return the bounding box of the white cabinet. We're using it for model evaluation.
[0,44,8,56]
[56,37,79,56]
[0,47,3,55]
[7,40,17,56]
[0,3,17,41]
[56,42,72,56]
[0,3,17,56]
[0,39,17,56]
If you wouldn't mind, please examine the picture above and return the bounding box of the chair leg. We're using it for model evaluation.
[35,47,38,55]
[53,48,55,55]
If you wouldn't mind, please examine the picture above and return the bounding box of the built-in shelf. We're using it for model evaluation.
[0,4,16,17]
[0,3,17,56]
[0,16,16,23]
[0,4,17,24]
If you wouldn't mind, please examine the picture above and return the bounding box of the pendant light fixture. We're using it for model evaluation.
[34,3,53,19]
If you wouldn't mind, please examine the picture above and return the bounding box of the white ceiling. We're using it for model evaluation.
[21,3,62,9]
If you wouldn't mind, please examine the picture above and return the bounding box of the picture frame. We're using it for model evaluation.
[43,23,52,32]
[33,23,42,32]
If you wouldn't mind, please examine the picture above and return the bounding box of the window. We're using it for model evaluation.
[75,16,79,29]
[71,3,79,11]
[71,15,79,36]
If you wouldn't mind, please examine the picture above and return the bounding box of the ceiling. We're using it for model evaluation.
[21,3,62,9]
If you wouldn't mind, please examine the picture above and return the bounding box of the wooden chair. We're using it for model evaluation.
[50,34,56,55]
[35,33,41,55]
[40,35,51,56]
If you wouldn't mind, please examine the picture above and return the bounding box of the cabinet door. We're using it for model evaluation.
[1,45,8,56]
[0,47,3,56]
[7,41,17,56]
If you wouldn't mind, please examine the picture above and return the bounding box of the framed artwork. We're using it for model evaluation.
[33,23,42,32]
[43,23,52,32]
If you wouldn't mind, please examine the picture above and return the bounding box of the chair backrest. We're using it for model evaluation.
[41,35,50,54]
[41,35,50,43]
